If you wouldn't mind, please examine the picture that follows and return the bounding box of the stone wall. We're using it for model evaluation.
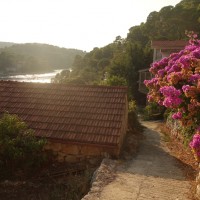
[166,116,184,142]
[43,98,128,163]
[196,165,200,199]
[45,141,118,162]
[166,116,200,199]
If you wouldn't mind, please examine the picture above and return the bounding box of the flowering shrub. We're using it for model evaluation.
[144,31,200,160]
[189,127,200,161]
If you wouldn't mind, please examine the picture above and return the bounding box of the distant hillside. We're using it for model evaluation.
[0,43,86,74]
[53,0,200,105]
[0,42,15,49]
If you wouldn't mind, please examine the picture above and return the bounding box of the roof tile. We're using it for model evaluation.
[151,40,188,49]
[0,81,127,147]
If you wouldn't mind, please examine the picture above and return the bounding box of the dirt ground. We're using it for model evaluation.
[0,160,101,200]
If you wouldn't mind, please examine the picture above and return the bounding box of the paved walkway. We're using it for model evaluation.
[83,121,191,200]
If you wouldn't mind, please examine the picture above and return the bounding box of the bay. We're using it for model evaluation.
[0,69,63,83]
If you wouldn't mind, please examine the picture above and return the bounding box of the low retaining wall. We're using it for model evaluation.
[196,164,200,199]
[82,158,117,200]
[165,116,200,199]
[45,141,118,162]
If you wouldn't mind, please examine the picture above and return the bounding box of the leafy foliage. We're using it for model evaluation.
[140,0,200,40]
[101,75,127,86]
[142,103,165,120]
[0,113,47,179]
[144,32,200,159]
[128,100,137,113]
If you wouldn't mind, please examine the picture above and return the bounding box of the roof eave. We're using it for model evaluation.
[41,137,119,149]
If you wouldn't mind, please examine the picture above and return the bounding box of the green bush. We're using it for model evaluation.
[142,102,165,120]
[166,112,196,146]
[0,113,47,179]
[128,100,137,113]
[101,75,127,86]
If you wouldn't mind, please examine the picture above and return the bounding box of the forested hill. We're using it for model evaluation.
[53,0,200,105]
[0,42,15,49]
[127,0,200,43]
[0,43,86,74]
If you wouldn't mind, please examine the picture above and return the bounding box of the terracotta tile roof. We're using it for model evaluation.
[0,81,128,147]
[151,40,188,49]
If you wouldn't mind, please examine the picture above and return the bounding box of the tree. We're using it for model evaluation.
[52,0,199,105]
[52,69,71,83]
[0,113,46,179]
[103,75,127,86]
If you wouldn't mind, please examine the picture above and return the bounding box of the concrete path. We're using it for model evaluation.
[83,121,191,200]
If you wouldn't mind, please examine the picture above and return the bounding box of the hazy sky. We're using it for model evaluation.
[0,0,181,51]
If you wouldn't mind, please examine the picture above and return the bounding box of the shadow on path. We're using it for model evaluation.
[120,121,192,181]
[83,120,191,200]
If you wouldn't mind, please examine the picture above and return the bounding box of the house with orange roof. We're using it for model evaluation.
[0,81,128,162]
[138,40,188,94]
[151,40,188,62]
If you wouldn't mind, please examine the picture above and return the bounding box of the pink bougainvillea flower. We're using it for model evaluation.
[189,134,200,148]
[160,86,182,97]
[189,74,200,82]
[157,69,166,77]
[172,112,182,120]
[182,85,190,93]
[144,33,200,158]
